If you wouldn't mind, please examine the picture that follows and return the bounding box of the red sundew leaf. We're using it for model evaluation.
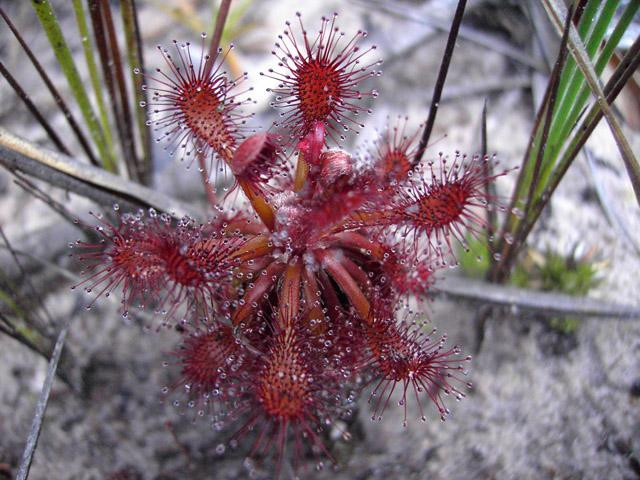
[355,152,511,265]
[368,238,441,300]
[317,248,370,319]
[324,310,370,378]
[228,233,274,262]
[300,266,328,335]
[320,231,401,306]
[262,12,382,144]
[79,13,496,476]
[393,255,439,299]
[225,326,343,478]
[364,309,472,425]
[144,38,254,178]
[272,170,380,252]
[204,210,268,237]
[371,116,422,184]
[232,261,286,327]
[304,188,373,242]
[73,210,246,321]
[277,257,303,329]
[166,321,255,416]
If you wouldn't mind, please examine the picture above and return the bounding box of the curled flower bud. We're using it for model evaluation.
[319,150,353,189]
[231,133,275,176]
[297,120,326,167]
[230,133,286,192]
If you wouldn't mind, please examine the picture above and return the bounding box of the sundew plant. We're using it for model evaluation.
[3,0,639,479]
[71,8,504,478]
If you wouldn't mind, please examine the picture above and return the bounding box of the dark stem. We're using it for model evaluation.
[437,276,640,319]
[121,0,152,185]
[413,0,467,166]
[571,0,591,26]
[203,0,233,79]
[0,7,99,166]
[491,5,573,283]
[0,61,70,156]
[99,0,139,181]
[480,99,496,270]
[88,0,124,167]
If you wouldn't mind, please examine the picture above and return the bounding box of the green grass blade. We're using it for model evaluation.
[491,6,573,282]
[552,0,599,108]
[594,1,639,74]
[31,0,116,172]
[554,0,639,152]
[538,0,619,194]
[1,6,100,166]
[543,0,640,203]
[551,0,619,132]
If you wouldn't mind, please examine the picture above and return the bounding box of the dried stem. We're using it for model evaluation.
[16,314,73,480]
[359,0,544,70]
[87,0,125,171]
[438,276,640,320]
[0,127,198,218]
